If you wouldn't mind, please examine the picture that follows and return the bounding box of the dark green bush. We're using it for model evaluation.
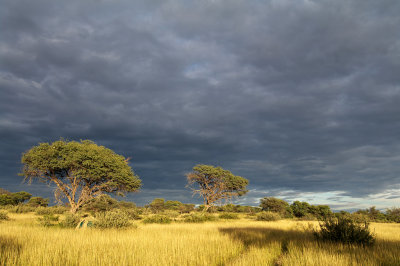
[142,215,172,224]
[0,211,9,220]
[314,216,376,246]
[37,214,59,227]
[219,212,239,219]
[93,210,132,229]
[182,213,217,223]
[386,208,400,223]
[59,213,81,228]
[26,197,49,207]
[256,211,281,221]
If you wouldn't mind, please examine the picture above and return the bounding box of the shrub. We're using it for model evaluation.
[122,209,141,220]
[142,215,172,224]
[351,213,369,223]
[219,212,239,219]
[93,210,132,229]
[386,207,400,223]
[182,213,218,223]
[8,204,36,213]
[314,216,376,246]
[35,206,68,215]
[59,213,81,228]
[162,210,180,218]
[256,211,281,221]
[297,213,316,221]
[37,214,59,227]
[0,211,9,220]
[26,197,49,207]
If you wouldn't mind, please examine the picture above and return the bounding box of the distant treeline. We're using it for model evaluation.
[1,188,399,223]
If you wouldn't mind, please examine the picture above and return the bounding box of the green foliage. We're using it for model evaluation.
[290,201,311,218]
[26,197,49,207]
[35,206,68,215]
[83,194,119,213]
[122,209,141,220]
[142,215,172,224]
[350,213,369,223]
[0,211,9,220]
[219,212,239,219]
[37,214,59,227]
[0,194,13,206]
[386,207,400,223]
[256,211,281,221]
[162,210,180,218]
[179,204,195,213]
[21,139,141,213]
[314,216,376,246]
[186,164,248,211]
[260,197,292,217]
[117,200,136,209]
[308,205,332,220]
[297,213,317,221]
[8,204,36,213]
[0,191,32,206]
[93,210,132,229]
[182,213,218,223]
[148,198,165,213]
[59,213,81,228]
[164,200,183,211]
[218,204,260,214]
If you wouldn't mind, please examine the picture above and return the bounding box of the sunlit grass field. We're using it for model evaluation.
[1,213,399,265]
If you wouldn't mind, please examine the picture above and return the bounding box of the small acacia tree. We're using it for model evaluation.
[21,140,141,213]
[186,164,248,211]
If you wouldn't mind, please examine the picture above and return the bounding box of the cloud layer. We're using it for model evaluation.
[1,0,400,208]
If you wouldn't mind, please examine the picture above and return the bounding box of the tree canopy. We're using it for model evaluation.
[0,190,32,206]
[260,197,292,217]
[21,139,141,213]
[186,164,248,211]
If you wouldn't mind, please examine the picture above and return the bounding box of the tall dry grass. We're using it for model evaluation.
[0,212,399,265]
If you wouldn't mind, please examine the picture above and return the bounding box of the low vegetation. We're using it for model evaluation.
[93,210,132,229]
[142,215,172,224]
[1,186,400,264]
[256,211,281,221]
[0,213,399,265]
[314,216,376,246]
[0,210,9,220]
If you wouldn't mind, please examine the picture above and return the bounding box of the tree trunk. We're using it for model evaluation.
[70,203,79,214]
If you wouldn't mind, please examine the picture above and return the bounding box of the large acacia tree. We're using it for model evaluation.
[186,164,248,211]
[21,140,141,213]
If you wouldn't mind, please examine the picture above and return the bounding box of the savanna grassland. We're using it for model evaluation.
[1,212,399,266]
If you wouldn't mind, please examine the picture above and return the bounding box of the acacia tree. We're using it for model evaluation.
[186,164,248,211]
[21,140,141,213]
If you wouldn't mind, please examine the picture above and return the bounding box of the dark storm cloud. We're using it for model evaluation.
[1,0,400,208]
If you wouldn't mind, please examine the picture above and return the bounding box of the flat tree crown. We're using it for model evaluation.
[21,139,141,212]
[191,164,248,193]
[187,164,249,210]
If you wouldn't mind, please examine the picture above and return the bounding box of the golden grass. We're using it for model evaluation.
[1,213,399,266]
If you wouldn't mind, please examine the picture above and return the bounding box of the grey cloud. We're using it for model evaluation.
[0,0,399,208]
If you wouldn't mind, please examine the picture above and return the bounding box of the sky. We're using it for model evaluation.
[1,0,399,211]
